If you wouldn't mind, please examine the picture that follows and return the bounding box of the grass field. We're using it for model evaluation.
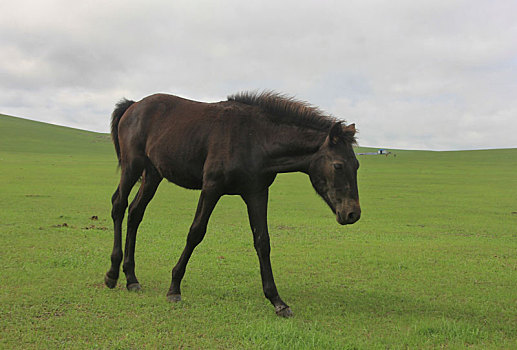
[1,113,516,349]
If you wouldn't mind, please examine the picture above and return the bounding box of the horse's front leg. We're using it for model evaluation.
[167,188,221,301]
[242,189,293,317]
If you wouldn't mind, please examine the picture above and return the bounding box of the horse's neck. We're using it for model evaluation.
[263,126,326,174]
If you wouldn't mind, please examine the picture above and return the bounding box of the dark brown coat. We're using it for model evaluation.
[105,91,360,317]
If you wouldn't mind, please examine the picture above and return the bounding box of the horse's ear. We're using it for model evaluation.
[328,122,344,146]
[343,123,356,135]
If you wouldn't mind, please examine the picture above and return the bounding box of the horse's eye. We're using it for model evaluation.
[333,163,344,170]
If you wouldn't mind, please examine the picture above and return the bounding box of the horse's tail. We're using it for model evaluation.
[111,98,135,165]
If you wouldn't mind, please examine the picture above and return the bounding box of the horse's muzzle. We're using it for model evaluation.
[336,207,361,225]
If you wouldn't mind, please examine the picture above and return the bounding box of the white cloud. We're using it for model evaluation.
[1,0,516,150]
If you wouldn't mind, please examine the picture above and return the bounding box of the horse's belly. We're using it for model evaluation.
[150,154,204,190]
[160,167,203,190]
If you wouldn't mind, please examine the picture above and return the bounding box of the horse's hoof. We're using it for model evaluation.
[127,283,142,292]
[167,294,182,302]
[104,274,118,289]
[275,305,293,318]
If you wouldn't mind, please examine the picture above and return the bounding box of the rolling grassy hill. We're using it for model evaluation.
[0,114,112,155]
[1,114,516,349]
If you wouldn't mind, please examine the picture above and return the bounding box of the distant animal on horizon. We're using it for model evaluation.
[104,91,361,317]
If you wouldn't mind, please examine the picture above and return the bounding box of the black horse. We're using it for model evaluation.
[105,91,361,317]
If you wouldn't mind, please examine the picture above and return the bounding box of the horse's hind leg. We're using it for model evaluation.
[123,165,162,290]
[105,162,143,289]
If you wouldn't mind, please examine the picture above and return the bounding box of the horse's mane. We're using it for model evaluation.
[228,91,339,133]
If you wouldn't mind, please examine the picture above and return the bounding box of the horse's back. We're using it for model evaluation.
[117,93,257,190]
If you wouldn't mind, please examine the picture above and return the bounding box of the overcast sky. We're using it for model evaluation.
[1,0,516,150]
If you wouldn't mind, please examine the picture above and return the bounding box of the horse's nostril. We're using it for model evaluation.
[347,211,360,223]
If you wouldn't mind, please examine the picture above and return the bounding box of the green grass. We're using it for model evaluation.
[1,113,516,349]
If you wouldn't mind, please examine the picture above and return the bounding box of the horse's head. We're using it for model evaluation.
[309,122,361,225]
